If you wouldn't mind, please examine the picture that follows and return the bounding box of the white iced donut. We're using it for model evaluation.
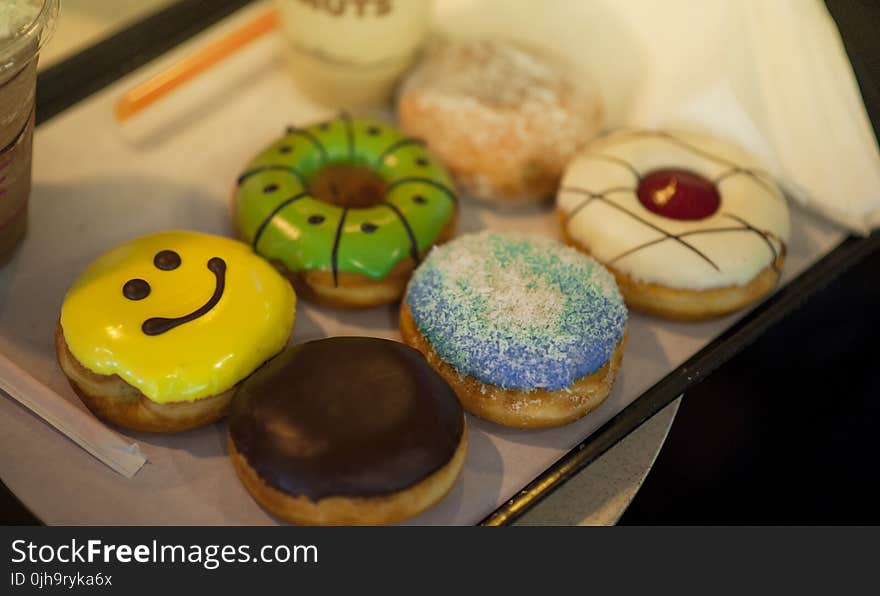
[556,129,790,320]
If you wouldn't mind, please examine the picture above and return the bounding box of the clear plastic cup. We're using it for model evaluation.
[0,0,58,261]
[274,0,431,108]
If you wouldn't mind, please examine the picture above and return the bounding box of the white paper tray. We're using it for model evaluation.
[0,2,848,525]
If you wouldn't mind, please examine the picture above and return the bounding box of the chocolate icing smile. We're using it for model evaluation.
[141,257,226,336]
[228,337,464,500]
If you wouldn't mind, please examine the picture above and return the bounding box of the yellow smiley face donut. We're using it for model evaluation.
[57,231,296,433]
[557,129,791,320]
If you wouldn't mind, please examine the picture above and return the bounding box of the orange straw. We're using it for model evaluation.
[115,8,279,122]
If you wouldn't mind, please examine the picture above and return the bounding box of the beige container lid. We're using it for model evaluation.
[275,0,431,108]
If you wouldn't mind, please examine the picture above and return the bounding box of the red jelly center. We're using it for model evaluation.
[636,168,720,220]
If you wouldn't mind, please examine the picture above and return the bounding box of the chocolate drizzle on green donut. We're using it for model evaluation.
[251,191,310,249]
[340,110,355,162]
[331,207,349,286]
[385,177,458,206]
[374,138,425,167]
[285,125,328,163]
[383,201,420,263]
[235,114,458,285]
[237,164,307,188]
[227,337,464,500]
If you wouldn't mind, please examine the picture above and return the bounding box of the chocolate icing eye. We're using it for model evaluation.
[308,214,325,225]
[415,157,429,167]
[361,223,378,233]
[154,250,181,271]
[366,126,381,136]
[413,195,427,205]
[123,278,151,301]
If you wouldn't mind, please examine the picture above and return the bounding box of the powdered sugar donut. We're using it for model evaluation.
[557,129,790,320]
[397,39,603,206]
[400,231,627,429]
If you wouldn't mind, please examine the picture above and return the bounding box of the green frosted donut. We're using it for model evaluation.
[234,113,457,285]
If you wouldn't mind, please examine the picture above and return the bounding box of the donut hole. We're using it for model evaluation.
[308,164,388,208]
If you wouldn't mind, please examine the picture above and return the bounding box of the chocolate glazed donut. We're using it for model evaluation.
[227,337,467,524]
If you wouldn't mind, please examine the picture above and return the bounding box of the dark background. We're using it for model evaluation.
[619,237,880,524]
[2,0,880,525]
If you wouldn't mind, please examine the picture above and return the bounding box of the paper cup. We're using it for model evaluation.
[275,0,431,108]
[0,0,58,261]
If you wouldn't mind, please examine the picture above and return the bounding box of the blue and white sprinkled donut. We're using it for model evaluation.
[404,231,627,400]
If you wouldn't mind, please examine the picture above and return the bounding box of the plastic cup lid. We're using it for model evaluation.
[0,0,59,78]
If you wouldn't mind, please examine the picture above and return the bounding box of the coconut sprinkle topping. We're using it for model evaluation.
[406,231,627,390]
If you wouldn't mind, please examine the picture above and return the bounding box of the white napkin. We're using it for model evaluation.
[432,0,880,234]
